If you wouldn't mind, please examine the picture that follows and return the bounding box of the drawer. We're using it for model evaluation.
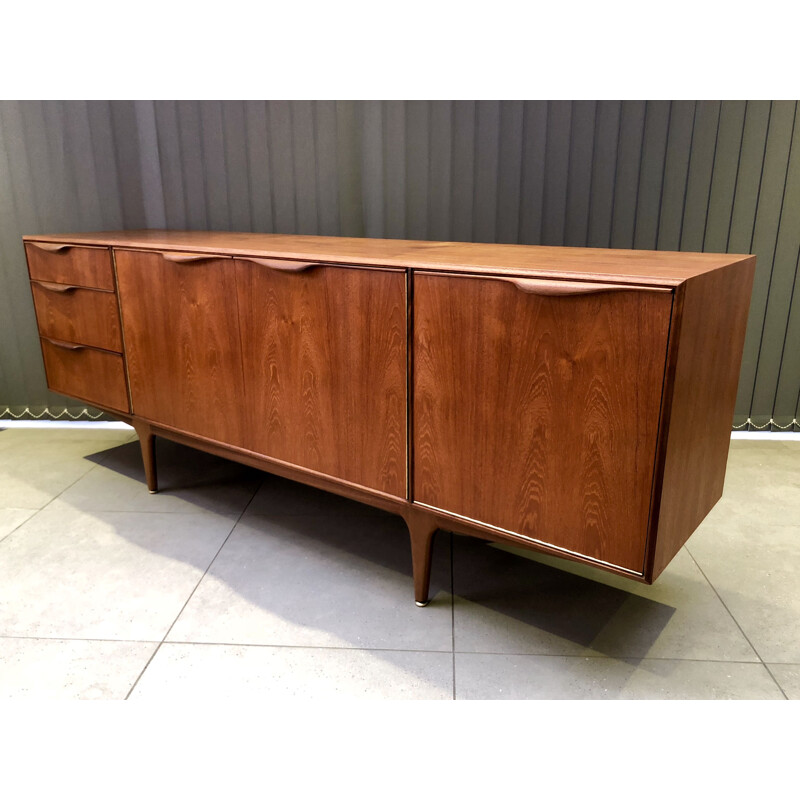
[41,338,129,413]
[31,282,122,352]
[25,242,114,290]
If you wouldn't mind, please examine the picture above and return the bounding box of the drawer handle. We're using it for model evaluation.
[43,337,86,351]
[161,252,221,264]
[238,257,317,273]
[33,280,80,293]
[505,278,667,295]
[29,242,72,253]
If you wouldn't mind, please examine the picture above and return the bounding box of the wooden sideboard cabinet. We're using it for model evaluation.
[23,231,756,605]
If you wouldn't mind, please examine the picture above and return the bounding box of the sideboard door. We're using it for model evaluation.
[115,250,247,446]
[413,273,673,574]
[235,261,407,498]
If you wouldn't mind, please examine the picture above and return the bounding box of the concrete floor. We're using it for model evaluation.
[0,427,797,699]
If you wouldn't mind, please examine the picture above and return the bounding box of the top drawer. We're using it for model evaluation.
[25,242,115,290]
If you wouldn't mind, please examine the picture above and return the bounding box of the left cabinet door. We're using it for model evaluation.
[115,250,247,446]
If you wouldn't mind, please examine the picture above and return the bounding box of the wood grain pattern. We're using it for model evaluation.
[648,257,757,579]
[40,337,129,412]
[114,249,247,446]
[23,230,752,286]
[234,260,407,497]
[413,272,673,573]
[25,242,114,290]
[31,281,122,351]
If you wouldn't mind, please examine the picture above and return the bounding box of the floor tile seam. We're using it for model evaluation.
[683,545,788,698]
[450,532,456,700]
[124,476,266,700]
[146,640,454,655]
[0,514,39,545]
[450,651,771,663]
[761,663,791,699]
[54,507,250,517]
[0,634,161,644]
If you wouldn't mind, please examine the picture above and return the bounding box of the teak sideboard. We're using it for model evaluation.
[23,231,755,605]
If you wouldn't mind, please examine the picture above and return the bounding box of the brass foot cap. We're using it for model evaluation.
[415,600,430,608]
[148,490,158,495]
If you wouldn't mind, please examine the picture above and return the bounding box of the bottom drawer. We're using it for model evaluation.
[41,338,129,413]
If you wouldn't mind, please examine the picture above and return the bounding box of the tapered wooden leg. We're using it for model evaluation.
[132,421,158,494]
[405,509,438,607]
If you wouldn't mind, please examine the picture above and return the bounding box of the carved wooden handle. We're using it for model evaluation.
[505,278,668,295]
[43,337,85,351]
[238,257,317,273]
[161,252,221,264]
[33,281,80,293]
[29,242,72,253]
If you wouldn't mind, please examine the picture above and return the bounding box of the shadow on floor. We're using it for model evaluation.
[79,437,675,676]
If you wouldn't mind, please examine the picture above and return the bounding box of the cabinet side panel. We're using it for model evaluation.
[651,257,756,578]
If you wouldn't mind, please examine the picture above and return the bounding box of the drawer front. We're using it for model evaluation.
[25,242,114,290]
[31,282,122,352]
[41,338,129,413]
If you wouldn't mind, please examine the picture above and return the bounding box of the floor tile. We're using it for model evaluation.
[0,508,37,543]
[0,429,134,509]
[58,437,262,518]
[452,537,757,661]
[0,637,155,699]
[130,642,452,700]
[455,654,785,700]
[767,664,800,700]
[715,441,800,526]
[168,514,453,651]
[0,500,235,640]
[686,517,800,663]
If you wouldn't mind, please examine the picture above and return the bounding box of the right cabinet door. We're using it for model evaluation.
[413,273,674,574]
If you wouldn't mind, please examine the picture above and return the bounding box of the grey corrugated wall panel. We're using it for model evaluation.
[542,100,571,246]
[657,100,695,252]
[496,100,524,245]
[428,101,453,242]
[564,100,596,248]
[585,100,620,249]
[704,101,746,253]
[314,101,339,237]
[736,101,796,425]
[406,100,431,241]
[450,101,475,243]
[1,99,799,430]
[681,101,721,252]
[750,103,800,426]
[633,101,671,251]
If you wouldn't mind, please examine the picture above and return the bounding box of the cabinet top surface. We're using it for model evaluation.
[23,230,754,285]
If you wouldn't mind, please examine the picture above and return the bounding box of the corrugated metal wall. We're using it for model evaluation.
[1,100,799,429]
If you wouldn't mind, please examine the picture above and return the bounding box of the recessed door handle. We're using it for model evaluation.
[43,337,86,351]
[161,252,222,264]
[504,278,671,295]
[33,281,81,293]
[29,242,72,253]
[238,257,317,273]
